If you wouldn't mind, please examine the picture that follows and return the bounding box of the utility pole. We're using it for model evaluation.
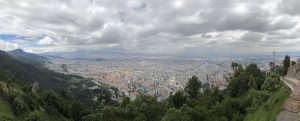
[273,51,276,64]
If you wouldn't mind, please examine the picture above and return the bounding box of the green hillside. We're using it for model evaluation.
[0,50,70,90]
[244,82,290,121]
[0,97,14,117]
[0,50,112,103]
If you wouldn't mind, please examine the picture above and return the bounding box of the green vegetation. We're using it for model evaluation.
[61,64,68,73]
[0,50,291,121]
[0,50,113,103]
[0,97,15,118]
[244,82,290,121]
[184,75,201,99]
[283,55,291,76]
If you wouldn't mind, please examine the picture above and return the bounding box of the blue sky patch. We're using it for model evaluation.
[0,34,45,42]
[0,34,18,41]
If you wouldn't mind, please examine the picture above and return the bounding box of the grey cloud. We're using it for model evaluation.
[0,0,300,55]
[278,0,300,15]
[240,32,265,41]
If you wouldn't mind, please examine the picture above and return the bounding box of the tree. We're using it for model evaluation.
[134,95,166,121]
[228,72,249,97]
[68,101,83,121]
[97,90,112,105]
[121,97,130,107]
[212,87,223,102]
[231,62,239,70]
[100,106,118,121]
[248,74,257,89]
[245,63,265,89]
[262,75,280,91]
[40,90,66,115]
[161,108,191,121]
[169,91,186,109]
[269,62,275,72]
[292,61,296,66]
[25,110,50,121]
[12,96,30,117]
[0,114,16,121]
[81,113,101,121]
[186,106,209,121]
[283,55,290,76]
[233,65,244,78]
[184,76,201,99]
[231,113,243,121]
[245,63,260,75]
[273,65,285,76]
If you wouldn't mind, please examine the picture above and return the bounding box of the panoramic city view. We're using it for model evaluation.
[0,0,300,121]
[45,54,284,101]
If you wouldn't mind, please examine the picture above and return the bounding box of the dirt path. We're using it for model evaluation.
[276,77,300,121]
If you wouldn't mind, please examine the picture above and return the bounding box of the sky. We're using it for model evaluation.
[0,0,300,56]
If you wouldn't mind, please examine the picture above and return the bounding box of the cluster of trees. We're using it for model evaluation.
[269,55,292,76]
[0,61,287,121]
[283,55,291,76]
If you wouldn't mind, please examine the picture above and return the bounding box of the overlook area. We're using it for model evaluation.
[0,49,295,121]
[0,0,300,121]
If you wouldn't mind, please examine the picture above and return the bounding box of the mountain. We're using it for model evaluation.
[0,51,116,120]
[0,50,113,103]
[8,49,49,63]
[0,50,12,61]
[0,50,68,89]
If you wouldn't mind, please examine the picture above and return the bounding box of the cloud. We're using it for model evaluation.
[37,37,55,46]
[240,32,265,41]
[0,40,18,51]
[0,0,299,55]
[278,0,300,15]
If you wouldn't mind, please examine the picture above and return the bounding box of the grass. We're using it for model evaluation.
[243,83,291,121]
[0,97,15,117]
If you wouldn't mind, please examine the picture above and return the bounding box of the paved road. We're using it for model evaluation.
[276,77,300,121]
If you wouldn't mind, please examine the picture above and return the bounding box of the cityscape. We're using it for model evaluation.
[1,0,300,120]
[45,54,287,100]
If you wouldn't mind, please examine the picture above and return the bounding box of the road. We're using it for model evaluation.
[276,77,300,121]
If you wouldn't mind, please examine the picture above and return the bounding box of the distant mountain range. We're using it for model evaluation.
[8,49,49,64]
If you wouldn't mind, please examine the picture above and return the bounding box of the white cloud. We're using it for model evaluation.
[0,0,299,55]
[37,37,55,46]
[0,40,18,51]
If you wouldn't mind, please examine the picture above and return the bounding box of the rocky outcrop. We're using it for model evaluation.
[286,59,300,80]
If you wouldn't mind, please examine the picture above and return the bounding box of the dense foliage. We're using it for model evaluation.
[283,55,291,76]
